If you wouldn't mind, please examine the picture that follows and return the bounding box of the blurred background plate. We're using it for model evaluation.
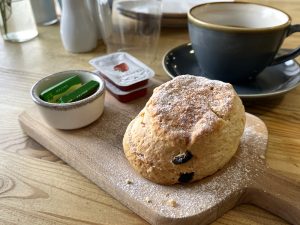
[115,0,234,28]
[161,0,234,27]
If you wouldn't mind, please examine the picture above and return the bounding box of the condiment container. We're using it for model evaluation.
[31,70,105,130]
[90,52,155,91]
[103,76,152,102]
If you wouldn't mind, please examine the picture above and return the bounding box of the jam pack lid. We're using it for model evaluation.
[89,52,155,87]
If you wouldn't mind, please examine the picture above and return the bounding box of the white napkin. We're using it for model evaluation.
[162,0,234,15]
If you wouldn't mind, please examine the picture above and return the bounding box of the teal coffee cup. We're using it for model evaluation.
[188,2,300,83]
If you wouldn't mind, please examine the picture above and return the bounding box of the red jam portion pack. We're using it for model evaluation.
[101,75,153,102]
[90,52,154,91]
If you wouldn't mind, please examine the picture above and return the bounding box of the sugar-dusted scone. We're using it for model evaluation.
[123,75,245,185]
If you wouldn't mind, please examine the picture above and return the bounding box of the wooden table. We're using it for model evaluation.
[0,0,299,224]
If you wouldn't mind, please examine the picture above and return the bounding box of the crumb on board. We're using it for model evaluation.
[125,179,133,184]
[145,197,152,203]
[146,167,153,173]
[166,199,177,207]
[259,155,266,160]
[165,193,170,197]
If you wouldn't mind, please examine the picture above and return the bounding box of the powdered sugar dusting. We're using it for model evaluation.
[32,77,267,223]
[146,75,235,138]
[61,102,267,219]
[107,115,266,219]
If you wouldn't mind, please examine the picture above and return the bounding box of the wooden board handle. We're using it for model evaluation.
[242,168,300,225]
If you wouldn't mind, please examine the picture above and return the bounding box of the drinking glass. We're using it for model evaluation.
[30,0,58,26]
[99,0,162,64]
[0,0,38,42]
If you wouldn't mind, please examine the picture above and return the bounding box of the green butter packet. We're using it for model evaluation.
[40,75,82,103]
[58,80,100,103]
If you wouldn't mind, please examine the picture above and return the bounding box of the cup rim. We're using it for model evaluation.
[188,2,292,32]
[31,70,105,110]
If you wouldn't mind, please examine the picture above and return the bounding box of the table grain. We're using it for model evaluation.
[0,0,299,224]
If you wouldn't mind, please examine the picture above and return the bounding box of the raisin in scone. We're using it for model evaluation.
[123,75,245,185]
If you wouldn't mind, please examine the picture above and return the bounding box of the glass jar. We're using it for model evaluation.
[0,0,38,42]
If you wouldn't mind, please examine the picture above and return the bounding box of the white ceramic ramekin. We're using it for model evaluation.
[31,70,105,129]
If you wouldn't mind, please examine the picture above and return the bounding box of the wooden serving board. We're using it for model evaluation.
[19,94,300,225]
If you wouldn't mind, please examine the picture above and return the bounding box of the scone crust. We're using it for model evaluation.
[123,75,245,185]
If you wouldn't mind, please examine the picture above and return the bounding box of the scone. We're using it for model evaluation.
[123,75,245,185]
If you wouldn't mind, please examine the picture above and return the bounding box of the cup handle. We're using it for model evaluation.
[271,24,300,65]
